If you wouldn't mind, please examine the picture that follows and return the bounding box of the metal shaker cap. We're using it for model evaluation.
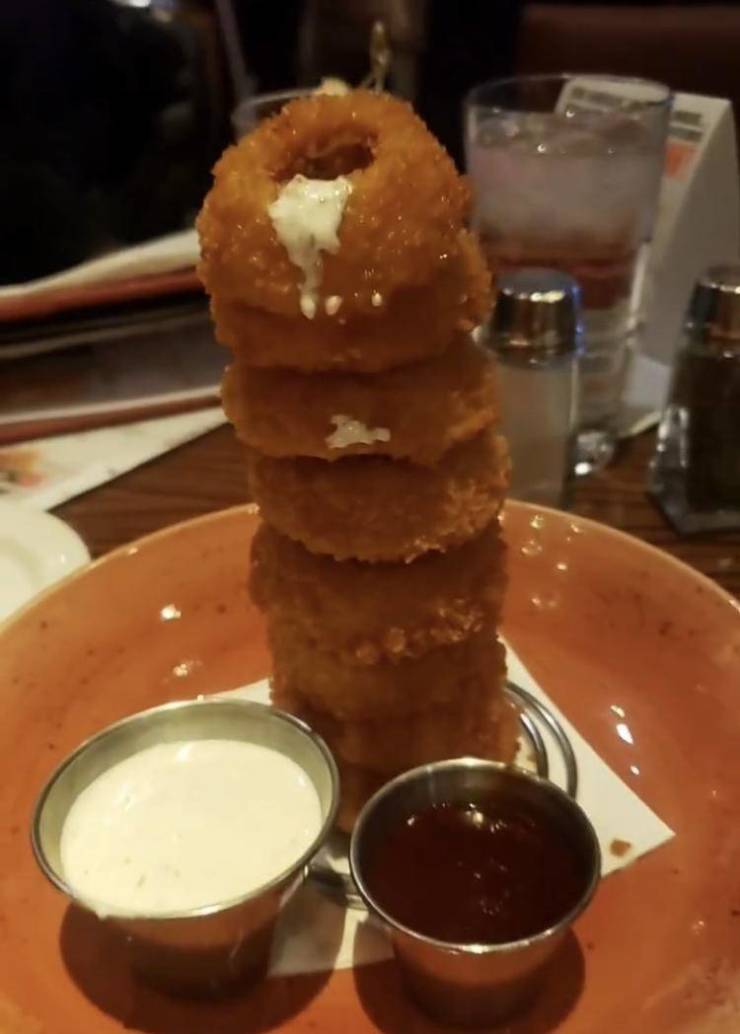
[488,268,581,358]
[687,265,740,346]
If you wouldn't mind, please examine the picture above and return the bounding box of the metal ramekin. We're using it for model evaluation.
[350,758,600,1027]
[32,698,339,996]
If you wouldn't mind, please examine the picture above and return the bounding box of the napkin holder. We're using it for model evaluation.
[642,92,740,367]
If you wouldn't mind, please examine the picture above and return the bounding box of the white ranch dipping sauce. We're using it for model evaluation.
[268,174,352,319]
[60,739,322,916]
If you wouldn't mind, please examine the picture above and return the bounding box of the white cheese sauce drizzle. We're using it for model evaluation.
[268,175,352,319]
[326,414,392,450]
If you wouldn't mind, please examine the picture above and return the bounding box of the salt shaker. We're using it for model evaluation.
[650,264,740,533]
[485,269,581,508]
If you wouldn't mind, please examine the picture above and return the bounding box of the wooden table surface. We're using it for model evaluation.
[54,422,740,597]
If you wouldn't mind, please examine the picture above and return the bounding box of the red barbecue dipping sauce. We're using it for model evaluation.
[364,798,588,944]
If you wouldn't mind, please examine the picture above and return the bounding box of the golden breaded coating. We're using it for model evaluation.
[331,697,520,831]
[278,692,504,774]
[223,335,497,465]
[209,230,490,372]
[197,91,468,316]
[251,522,506,666]
[246,429,510,562]
[268,624,506,723]
[274,661,508,774]
[269,626,506,720]
[198,85,512,833]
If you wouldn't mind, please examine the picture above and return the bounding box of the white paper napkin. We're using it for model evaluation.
[505,648,673,871]
[0,409,225,511]
[618,353,672,439]
[216,642,674,977]
[0,229,199,301]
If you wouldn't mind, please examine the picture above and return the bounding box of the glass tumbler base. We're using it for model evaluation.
[574,429,616,476]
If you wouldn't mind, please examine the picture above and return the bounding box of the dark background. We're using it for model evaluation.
[2,0,738,285]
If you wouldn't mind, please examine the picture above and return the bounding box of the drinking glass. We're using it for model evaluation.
[465,74,671,472]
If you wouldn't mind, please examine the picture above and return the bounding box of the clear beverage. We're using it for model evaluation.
[466,76,671,472]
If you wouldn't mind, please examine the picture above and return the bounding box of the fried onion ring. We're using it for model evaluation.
[251,522,506,667]
[224,335,497,465]
[209,231,490,371]
[246,429,510,562]
[273,655,508,774]
[197,90,468,316]
[330,698,520,831]
[269,625,506,720]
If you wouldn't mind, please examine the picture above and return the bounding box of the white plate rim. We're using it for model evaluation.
[0,502,89,621]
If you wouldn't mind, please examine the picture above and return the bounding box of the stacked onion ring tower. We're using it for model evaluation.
[198,90,514,830]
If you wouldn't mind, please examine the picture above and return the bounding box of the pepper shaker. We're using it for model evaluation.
[485,269,581,508]
[650,264,740,532]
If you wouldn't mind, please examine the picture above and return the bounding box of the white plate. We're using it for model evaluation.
[0,502,89,621]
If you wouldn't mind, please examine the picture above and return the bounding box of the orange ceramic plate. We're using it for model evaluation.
[2,502,739,1033]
